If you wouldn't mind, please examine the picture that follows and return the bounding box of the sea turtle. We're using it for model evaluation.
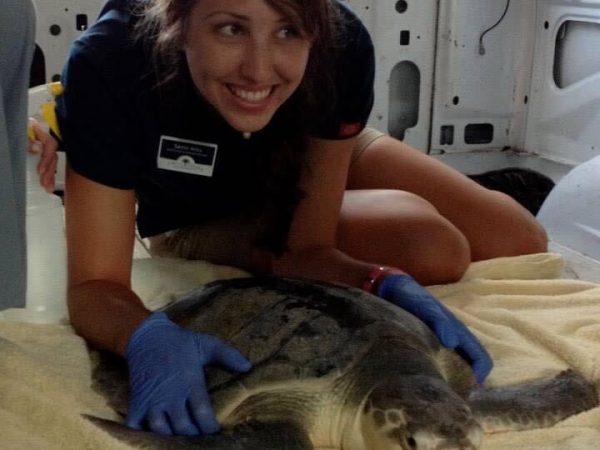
[90,277,598,449]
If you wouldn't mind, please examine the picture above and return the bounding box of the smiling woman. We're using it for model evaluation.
[135,0,338,115]
[54,0,495,439]
[182,0,312,134]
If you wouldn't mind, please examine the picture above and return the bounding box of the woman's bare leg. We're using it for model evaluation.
[338,189,471,285]
[345,135,547,262]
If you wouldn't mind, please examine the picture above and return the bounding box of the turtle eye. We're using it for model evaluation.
[405,435,417,449]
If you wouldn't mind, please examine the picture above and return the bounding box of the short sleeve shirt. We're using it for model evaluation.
[56,0,375,238]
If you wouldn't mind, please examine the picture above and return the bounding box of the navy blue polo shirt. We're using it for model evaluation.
[56,0,375,240]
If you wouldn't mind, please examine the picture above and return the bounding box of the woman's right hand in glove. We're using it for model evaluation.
[125,311,252,436]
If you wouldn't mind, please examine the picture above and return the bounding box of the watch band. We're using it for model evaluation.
[362,266,406,294]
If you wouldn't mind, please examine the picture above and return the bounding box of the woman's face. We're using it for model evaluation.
[184,0,312,134]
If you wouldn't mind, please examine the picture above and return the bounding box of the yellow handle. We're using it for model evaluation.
[41,101,61,140]
[27,82,63,141]
[47,82,64,97]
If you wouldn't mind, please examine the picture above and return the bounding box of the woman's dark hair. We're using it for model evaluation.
[134,0,341,112]
[133,0,345,255]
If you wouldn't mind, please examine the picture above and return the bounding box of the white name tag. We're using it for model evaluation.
[157,135,218,177]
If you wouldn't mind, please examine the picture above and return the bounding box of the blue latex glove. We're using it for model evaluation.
[125,312,252,436]
[377,273,493,384]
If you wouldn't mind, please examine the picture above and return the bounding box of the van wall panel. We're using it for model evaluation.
[526,1,600,165]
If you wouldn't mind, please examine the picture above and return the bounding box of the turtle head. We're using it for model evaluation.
[359,375,483,450]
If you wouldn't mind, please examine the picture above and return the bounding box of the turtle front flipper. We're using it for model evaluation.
[86,416,314,449]
[468,369,599,432]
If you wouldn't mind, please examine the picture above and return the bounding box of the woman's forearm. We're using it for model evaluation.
[68,280,150,355]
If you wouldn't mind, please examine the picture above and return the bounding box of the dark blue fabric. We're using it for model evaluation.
[56,0,374,239]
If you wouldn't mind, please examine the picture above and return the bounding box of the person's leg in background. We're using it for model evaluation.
[0,0,36,309]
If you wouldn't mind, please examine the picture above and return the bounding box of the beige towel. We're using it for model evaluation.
[0,253,599,449]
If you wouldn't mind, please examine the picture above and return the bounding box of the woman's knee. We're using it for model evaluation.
[339,190,471,285]
[399,213,471,285]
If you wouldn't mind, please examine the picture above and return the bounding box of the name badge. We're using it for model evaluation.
[157,135,218,177]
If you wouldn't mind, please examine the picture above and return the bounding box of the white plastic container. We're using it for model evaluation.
[538,155,600,261]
